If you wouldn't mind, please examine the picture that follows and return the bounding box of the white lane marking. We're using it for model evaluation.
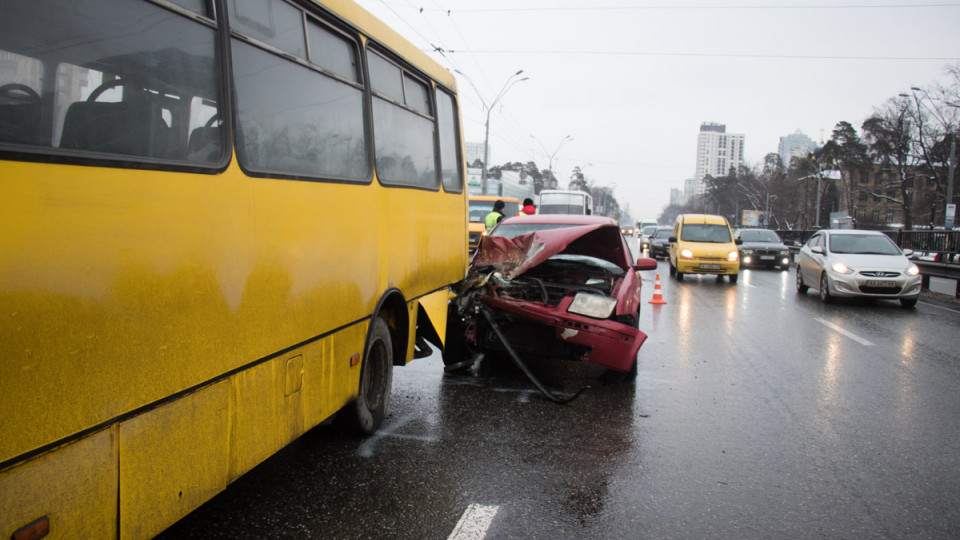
[814,318,874,346]
[918,301,960,315]
[448,504,499,540]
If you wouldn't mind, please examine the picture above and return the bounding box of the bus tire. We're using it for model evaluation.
[339,317,393,435]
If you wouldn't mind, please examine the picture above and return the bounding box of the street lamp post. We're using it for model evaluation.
[454,69,528,194]
[530,134,573,188]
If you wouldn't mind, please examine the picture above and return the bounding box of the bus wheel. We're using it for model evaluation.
[339,317,393,435]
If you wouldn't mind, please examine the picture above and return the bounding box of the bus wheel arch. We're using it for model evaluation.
[373,288,409,366]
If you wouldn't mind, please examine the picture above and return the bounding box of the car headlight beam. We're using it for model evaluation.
[831,261,853,274]
[568,293,618,319]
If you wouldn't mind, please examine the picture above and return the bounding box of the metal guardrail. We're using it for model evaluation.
[776,229,960,299]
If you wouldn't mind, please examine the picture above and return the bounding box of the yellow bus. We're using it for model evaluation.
[0,0,466,537]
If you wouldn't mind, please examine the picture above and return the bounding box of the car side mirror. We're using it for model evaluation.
[634,257,658,271]
[811,246,824,255]
[902,248,914,257]
[735,238,743,245]
[668,236,677,243]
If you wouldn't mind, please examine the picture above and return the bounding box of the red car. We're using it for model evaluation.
[444,215,658,380]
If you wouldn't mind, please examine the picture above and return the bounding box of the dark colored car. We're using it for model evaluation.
[648,227,673,259]
[734,228,791,270]
[446,215,658,380]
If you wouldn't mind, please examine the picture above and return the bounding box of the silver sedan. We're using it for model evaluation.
[796,229,922,308]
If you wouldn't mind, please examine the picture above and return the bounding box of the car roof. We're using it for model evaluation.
[498,214,617,226]
[679,214,728,225]
[821,229,884,235]
[468,195,523,202]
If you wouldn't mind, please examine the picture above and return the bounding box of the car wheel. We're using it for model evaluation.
[796,267,808,294]
[900,298,918,308]
[729,273,738,284]
[676,271,684,281]
[779,264,789,271]
[819,273,832,303]
[668,261,676,276]
[337,317,393,435]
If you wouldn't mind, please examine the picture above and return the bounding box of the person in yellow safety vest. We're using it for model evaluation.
[484,200,506,232]
[517,198,536,216]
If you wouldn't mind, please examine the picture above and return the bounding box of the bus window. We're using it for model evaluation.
[306,18,360,82]
[232,40,369,180]
[436,88,463,192]
[0,0,223,165]
[229,0,306,59]
[538,191,592,215]
[0,51,43,145]
[368,50,438,189]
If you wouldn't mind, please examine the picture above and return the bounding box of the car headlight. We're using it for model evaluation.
[680,248,694,259]
[727,251,739,262]
[741,249,754,255]
[779,250,790,256]
[830,261,853,274]
[906,264,920,276]
[568,292,617,319]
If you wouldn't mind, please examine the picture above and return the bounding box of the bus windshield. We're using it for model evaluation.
[539,192,590,215]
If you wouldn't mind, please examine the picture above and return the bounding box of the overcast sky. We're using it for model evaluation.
[353,0,959,220]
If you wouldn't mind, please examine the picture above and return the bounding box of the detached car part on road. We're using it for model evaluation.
[795,229,922,308]
[444,216,658,389]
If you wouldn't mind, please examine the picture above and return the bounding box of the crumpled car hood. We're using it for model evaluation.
[472,223,628,280]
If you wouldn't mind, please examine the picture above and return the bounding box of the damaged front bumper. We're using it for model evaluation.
[476,293,646,373]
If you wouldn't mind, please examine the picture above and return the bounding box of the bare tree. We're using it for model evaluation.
[862,96,920,229]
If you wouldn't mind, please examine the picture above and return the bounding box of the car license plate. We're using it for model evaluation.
[865,280,896,287]
[760,255,774,260]
[700,263,721,270]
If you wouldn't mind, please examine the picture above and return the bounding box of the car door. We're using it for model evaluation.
[801,233,826,284]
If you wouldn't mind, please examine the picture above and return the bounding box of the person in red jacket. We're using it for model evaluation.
[517,198,536,216]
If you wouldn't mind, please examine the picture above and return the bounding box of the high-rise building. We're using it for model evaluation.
[778,130,817,168]
[693,122,744,195]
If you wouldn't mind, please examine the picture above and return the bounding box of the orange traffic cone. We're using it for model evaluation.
[648,273,667,304]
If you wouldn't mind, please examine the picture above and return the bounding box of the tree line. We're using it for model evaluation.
[660,64,960,231]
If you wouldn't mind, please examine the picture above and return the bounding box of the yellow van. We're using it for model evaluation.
[467,196,522,252]
[667,214,742,283]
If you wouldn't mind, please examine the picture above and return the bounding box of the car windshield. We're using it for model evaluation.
[681,224,731,243]
[829,234,902,255]
[739,229,781,243]
[642,226,658,236]
[653,229,672,239]
[490,223,578,238]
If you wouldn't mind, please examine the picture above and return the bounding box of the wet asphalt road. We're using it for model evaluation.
[159,251,960,539]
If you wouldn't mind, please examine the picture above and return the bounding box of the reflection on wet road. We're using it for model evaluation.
[160,256,960,539]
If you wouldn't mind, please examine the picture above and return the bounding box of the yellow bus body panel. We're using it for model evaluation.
[0,1,466,536]
[119,381,231,540]
[0,427,118,539]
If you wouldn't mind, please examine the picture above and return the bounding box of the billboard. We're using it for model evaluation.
[741,210,762,227]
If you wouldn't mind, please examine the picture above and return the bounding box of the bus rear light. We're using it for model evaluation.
[13,516,49,540]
